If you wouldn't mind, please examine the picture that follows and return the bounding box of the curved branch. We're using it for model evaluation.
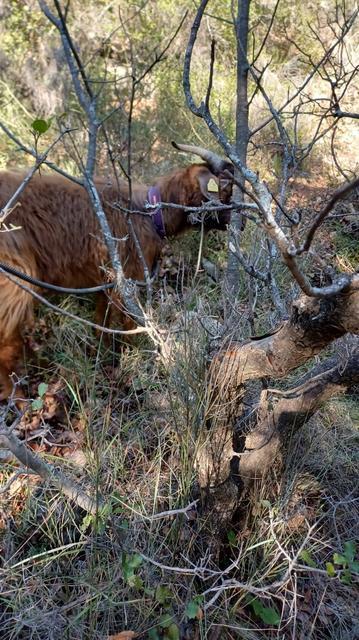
[298,175,359,254]
[210,291,359,391]
[0,268,148,335]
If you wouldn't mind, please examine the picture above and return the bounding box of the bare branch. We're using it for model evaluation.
[205,39,216,110]
[297,175,359,254]
[250,8,358,138]
[251,0,280,65]
[0,426,100,514]
[228,238,268,284]
[330,124,352,181]
[37,0,146,326]
[331,107,359,119]
[0,268,148,336]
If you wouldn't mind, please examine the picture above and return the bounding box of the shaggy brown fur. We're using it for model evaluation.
[0,161,232,399]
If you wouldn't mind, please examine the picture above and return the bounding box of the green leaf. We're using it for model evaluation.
[299,550,317,568]
[127,574,143,590]
[165,623,180,640]
[249,598,280,627]
[98,502,112,519]
[128,553,143,570]
[122,553,143,584]
[31,398,43,411]
[121,554,134,580]
[159,613,173,629]
[186,599,200,619]
[258,605,281,626]
[250,598,262,616]
[148,629,160,640]
[155,585,173,604]
[340,569,352,585]
[227,529,237,546]
[333,553,347,566]
[112,505,125,515]
[115,516,129,528]
[38,382,48,397]
[343,541,356,564]
[350,561,359,574]
[326,562,336,577]
[31,118,50,134]
[80,513,93,532]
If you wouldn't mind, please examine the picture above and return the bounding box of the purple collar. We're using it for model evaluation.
[147,186,166,239]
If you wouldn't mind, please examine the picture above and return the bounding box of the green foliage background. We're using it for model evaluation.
[1,0,357,180]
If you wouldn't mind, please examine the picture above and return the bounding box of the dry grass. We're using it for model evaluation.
[0,236,358,640]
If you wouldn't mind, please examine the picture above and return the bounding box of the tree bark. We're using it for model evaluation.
[239,350,359,485]
[211,290,359,393]
[226,0,250,299]
[197,290,359,504]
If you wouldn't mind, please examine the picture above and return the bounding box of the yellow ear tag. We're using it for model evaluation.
[207,178,219,193]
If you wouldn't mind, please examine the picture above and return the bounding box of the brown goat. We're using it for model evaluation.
[0,143,233,400]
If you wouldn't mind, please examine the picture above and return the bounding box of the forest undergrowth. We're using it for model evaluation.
[0,179,358,640]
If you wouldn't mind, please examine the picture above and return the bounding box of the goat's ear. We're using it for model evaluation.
[197,170,219,199]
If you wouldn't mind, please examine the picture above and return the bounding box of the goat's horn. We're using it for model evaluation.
[172,141,232,174]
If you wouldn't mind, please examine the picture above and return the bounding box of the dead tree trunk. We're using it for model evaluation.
[197,290,359,505]
[240,350,359,485]
[211,290,358,389]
